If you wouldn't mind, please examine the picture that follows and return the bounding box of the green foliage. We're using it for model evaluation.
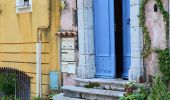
[156,48,170,83]
[119,82,150,100]
[139,0,169,57]
[156,0,169,20]
[33,97,42,100]
[156,0,169,46]
[120,75,170,100]
[119,93,145,100]
[0,73,16,97]
[139,0,152,57]
[0,96,20,100]
[33,96,52,100]
[148,75,170,100]
[84,82,101,88]
[48,94,56,99]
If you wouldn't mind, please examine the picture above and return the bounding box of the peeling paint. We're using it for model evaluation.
[60,0,78,86]
[62,73,77,86]
[60,0,77,31]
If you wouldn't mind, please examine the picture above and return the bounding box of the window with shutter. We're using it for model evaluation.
[16,0,32,13]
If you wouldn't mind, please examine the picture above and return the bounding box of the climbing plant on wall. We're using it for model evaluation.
[139,0,151,57]
[156,0,169,46]
[155,0,170,84]
[156,0,169,47]
[139,0,169,57]
[156,48,170,84]
[139,0,170,84]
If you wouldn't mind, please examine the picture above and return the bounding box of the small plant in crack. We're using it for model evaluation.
[84,82,101,88]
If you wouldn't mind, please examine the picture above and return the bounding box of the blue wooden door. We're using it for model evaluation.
[122,0,131,78]
[94,0,116,78]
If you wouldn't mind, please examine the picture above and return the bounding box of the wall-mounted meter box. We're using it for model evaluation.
[61,38,75,50]
[61,37,76,74]
[49,71,58,90]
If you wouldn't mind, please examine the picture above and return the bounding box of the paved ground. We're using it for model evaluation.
[52,93,84,100]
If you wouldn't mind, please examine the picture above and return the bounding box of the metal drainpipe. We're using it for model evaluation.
[36,37,42,97]
[36,0,51,97]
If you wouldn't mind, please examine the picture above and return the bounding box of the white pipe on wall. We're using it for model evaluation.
[35,0,51,97]
[36,42,42,97]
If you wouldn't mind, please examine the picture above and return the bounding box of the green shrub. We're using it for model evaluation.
[1,96,20,100]
[119,75,170,100]
[119,82,149,100]
[0,73,16,97]
[33,97,42,100]
[148,75,170,100]
[156,48,170,84]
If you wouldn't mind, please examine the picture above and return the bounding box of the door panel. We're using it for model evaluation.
[94,0,116,78]
[122,0,131,78]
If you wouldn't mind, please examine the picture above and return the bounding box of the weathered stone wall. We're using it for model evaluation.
[144,0,168,81]
[60,0,77,86]
[60,0,77,31]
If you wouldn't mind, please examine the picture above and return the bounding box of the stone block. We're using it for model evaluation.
[82,93,97,100]
[110,84,125,91]
[130,0,140,6]
[63,90,81,98]
[77,0,83,9]
[130,5,139,27]
[97,96,118,100]
[100,83,110,90]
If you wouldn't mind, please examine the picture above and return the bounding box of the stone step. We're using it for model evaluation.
[75,78,128,91]
[62,86,125,100]
[53,93,85,100]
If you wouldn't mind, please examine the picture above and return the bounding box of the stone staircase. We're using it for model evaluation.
[62,78,128,100]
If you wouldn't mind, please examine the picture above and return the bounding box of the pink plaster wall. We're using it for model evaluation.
[60,0,77,31]
[60,0,77,86]
[144,0,168,81]
[62,73,77,86]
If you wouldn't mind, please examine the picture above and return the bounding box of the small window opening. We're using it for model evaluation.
[154,4,158,12]
[24,0,29,6]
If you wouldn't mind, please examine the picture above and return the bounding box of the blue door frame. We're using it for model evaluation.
[94,0,116,78]
[122,0,131,79]
[93,0,131,79]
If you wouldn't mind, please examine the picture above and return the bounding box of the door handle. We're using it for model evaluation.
[126,18,130,25]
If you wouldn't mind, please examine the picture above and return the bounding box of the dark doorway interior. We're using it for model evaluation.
[114,0,123,78]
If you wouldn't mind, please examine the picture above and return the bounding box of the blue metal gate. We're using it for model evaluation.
[122,0,131,79]
[94,0,116,78]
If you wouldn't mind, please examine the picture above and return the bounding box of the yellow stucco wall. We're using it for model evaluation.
[0,0,60,98]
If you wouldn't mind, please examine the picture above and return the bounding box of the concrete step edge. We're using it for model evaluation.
[75,78,128,86]
[52,93,85,100]
[62,86,125,97]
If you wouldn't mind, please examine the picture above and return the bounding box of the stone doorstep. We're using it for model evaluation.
[63,96,85,100]
[52,93,85,100]
[62,86,125,98]
[75,78,128,86]
[75,78,128,91]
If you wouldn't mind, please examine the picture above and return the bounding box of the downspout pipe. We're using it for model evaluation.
[36,0,51,97]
